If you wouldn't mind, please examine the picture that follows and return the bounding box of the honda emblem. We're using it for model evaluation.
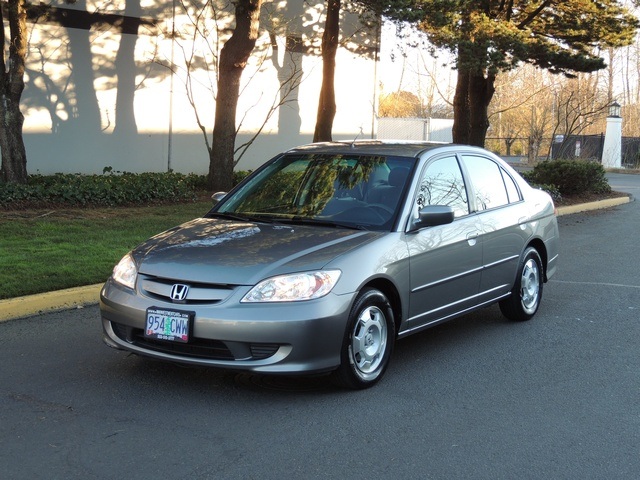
[170,284,189,302]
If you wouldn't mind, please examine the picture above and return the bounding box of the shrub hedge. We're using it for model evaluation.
[0,170,208,208]
[521,159,611,197]
[1,159,610,209]
[0,169,257,209]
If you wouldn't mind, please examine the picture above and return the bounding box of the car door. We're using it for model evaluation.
[459,154,529,302]
[404,154,483,332]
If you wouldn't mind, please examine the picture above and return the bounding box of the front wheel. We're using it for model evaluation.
[332,288,395,389]
[499,247,544,321]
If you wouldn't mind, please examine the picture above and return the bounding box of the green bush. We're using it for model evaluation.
[524,159,611,196]
[522,176,562,203]
[0,170,209,208]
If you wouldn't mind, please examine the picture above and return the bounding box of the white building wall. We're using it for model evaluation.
[20,1,379,175]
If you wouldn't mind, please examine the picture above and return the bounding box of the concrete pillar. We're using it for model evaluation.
[602,103,622,169]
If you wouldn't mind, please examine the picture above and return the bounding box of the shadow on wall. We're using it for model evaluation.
[24,131,318,175]
[22,3,378,178]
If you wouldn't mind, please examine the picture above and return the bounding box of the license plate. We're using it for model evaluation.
[145,308,193,343]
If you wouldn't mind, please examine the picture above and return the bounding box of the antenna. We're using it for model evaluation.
[351,127,364,148]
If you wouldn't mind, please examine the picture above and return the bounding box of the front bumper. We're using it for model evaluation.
[100,279,354,374]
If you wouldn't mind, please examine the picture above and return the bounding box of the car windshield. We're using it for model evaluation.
[212,153,416,231]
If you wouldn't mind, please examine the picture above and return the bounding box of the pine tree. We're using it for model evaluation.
[358,0,638,146]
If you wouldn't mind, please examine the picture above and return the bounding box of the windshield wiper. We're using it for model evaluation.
[280,217,368,231]
[206,212,275,224]
[209,212,368,230]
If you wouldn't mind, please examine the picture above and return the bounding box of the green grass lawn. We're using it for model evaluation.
[0,200,212,300]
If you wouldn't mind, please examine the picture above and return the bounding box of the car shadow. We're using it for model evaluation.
[109,305,511,395]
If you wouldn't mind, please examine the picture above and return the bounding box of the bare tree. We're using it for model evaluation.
[208,0,263,191]
[233,33,303,163]
[489,68,553,160]
[549,74,610,159]
[173,1,305,177]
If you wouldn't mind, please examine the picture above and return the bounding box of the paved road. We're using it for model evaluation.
[608,171,640,197]
[1,195,638,479]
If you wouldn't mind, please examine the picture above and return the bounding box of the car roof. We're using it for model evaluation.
[285,140,453,158]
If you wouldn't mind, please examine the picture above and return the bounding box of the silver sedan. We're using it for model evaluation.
[100,141,559,389]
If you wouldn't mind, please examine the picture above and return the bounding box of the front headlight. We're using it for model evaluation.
[241,270,341,303]
[112,253,138,290]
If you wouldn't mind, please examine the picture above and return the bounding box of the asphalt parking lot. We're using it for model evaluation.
[0,174,638,479]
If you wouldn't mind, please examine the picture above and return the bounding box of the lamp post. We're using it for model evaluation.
[609,101,621,118]
[601,101,622,168]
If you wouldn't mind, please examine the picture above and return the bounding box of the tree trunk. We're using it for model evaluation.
[313,0,341,143]
[452,68,471,144]
[0,0,28,184]
[208,0,262,192]
[452,62,496,147]
[452,36,496,148]
[468,72,495,147]
[505,138,514,156]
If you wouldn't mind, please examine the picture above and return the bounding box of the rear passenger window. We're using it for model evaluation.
[461,155,514,210]
[502,170,522,203]
[417,156,469,217]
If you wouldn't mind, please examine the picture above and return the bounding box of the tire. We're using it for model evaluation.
[332,288,395,389]
[499,247,544,322]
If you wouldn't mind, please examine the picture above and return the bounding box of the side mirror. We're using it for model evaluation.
[211,191,227,206]
[409,205,455,232]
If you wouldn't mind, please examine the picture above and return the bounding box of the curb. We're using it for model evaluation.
[556,195,632,216]
[0,196,634,324]
[0,284,103,323]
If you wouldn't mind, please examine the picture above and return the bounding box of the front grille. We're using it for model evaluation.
[110,322,279,361]
[139,275,236,305]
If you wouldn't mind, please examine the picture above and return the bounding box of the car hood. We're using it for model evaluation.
[133,218,380,285]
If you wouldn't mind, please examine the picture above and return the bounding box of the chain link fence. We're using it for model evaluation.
[377,117,454,143]
[484,135,638,168]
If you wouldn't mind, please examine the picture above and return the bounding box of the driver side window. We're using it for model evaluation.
[417,156,470,217]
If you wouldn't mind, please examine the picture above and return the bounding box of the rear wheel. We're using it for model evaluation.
[499,247,543,321]
[332,288,395,389]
